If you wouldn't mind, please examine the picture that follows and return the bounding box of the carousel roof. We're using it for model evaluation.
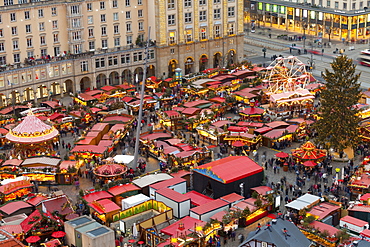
[5,109,59,144]
[93,163,128,177]
[291,141,326,161]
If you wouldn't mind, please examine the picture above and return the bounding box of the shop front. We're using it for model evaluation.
[0,180,34,203]
[250,1,370,41]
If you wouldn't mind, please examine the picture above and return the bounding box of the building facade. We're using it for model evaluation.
[0,0,244,106]
[248,0,370,43]
[153,0,244,78]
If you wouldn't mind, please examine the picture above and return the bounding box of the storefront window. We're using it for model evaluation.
[342,16,348,24]
[258,2,263,10]
[303,9,308,18]
[287,7,293,15]
[273,5,277,12]
[266,4,270,11]
[280,6,285,14]
[310,11,315,19]
[318,12,323,20]
[295,9,300,17]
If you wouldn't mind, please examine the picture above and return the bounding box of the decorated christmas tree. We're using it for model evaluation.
[314,55,361,151]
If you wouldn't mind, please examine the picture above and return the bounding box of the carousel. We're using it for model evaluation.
[93,158,128,181]
[5,103,59,159]
[291,141,327,166]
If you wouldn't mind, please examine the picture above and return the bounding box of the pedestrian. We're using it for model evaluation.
[75,180,80,190]
[231,231,236,241]
[238,234,244,244]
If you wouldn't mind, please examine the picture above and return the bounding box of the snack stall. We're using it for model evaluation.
[20,157,61,182]
[0,159,22,179]
[88,199,121,226]
[0,180,34,203]
[56,160,84,184]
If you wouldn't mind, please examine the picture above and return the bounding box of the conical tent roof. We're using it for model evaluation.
[5,109,59,144]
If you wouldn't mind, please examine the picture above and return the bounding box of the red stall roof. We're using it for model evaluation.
[361,229,370,238]
[0,180,33,195]
[183,100,210,108]
[0,201,32,215]
[237,121,264,128]
[251,186,273,196]
[220,193,244,204]
[308,202,341,220]
[150,177,186,190]
[110,124,126,133]
[239,107,265,115]
[309,221,339,236]
[190,199,229,215]
[228,126,248,132]
[26,195,47,206]
[185,191,214,206]
[194,156,263,184]
[83,191,113,203]
[91,123,110,131]
[170,170,191,178]
[108,184,140,196]
[0,225,23,234]
[263,129,285,140]
[182,107,200,115]
[210,210,227,222]
[140,132,172,141]
[88,199,120,214]
[212,120,232,128]
[101,85,117,91]
[254,127,273,134]
[103,116,132,123]
[265,121,289,129]
[156,188,190,203]
[71,145,107,154]
[42,196,74,216]
[341,215,368,227]
[161,216,206,236]
[1,159,23,167]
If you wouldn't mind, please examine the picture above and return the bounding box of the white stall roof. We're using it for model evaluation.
[285,193,320,210]
[133,173,173,188]
[121,194,150,210]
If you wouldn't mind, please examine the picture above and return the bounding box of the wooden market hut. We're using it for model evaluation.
[0,180,34,203]
[0,201,33,217]
[87,199,120,225]
[20,209,61,235]
[107,184,140,206]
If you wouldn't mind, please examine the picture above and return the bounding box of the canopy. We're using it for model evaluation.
[26,236,40,243]
[275,152,289,158]
[239,107,265,116]
[113,155,134,164]
[303,160,317,167]
[232,140,244,147]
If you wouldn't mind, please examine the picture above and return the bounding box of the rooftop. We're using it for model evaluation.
[309,221,340,237]
[190,199,229,215]
[108,184,140,196]
[161,216,206,236]
[193,156,263,184]
[241,218,311,247]
[133,173,173,188]
[0,201,32,215]
[156,188,190,203]
[220,193,244,204]
[341,215,368,227]
[88,199,120,214]
[308,202,341,220]
[150,177,186,190]
[83,191,113,203]
[185,191,214,206]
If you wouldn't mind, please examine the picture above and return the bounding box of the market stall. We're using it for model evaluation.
[0,180,34,203]
[88,199,121,225]
[20,157,61,182]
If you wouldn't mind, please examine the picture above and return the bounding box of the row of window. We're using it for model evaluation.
[167,0,234,9]
[70,0,141,15]
[0,47,61,64]
[87,10,143,25]
[86,0,142,11]
[168,24,235,44]
[94,51,155,69]
[7,8,57,22]
[0,21,59,38]
[168,8,235,25]
[86,34,144,50]
[0,34,59,51]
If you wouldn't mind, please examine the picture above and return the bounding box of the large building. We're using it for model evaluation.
[247,0,370,43]
[0,0,244,106]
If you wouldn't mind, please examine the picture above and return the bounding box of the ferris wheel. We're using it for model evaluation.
[265,56,310,94]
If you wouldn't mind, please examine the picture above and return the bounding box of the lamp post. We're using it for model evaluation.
[175,68,182,85]
[302,21,308,49]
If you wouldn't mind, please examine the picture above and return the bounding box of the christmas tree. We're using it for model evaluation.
[314,55,361,151]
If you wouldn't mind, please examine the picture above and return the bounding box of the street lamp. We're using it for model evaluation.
[302,21,308,48]
[239,182,244,197]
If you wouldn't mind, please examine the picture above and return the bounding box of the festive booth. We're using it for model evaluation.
[20,157,61,182]
[74,92,98,106]
[0,180,34,203]
[192,156,263,199]
[219,193,244,207]
[83,191,113,203]
[234,90,259,104]
[107,183,140,206]
[93,161,128,181]
[185,191,214,207]
[340,215,369,234]
[239,107,265,120]
[88,199,121,225]
[157,110,183,130]
[56,160,84,184]
[158,216,220,247]
[70,145,108,159]
[20,209,62,235]
[0,159,22,179]
[0,201,33,217]
[5,104,59,159]
[133,173,173,196]
[291,141,326,163]
[224,132,262,151]
[41,195,74,218]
